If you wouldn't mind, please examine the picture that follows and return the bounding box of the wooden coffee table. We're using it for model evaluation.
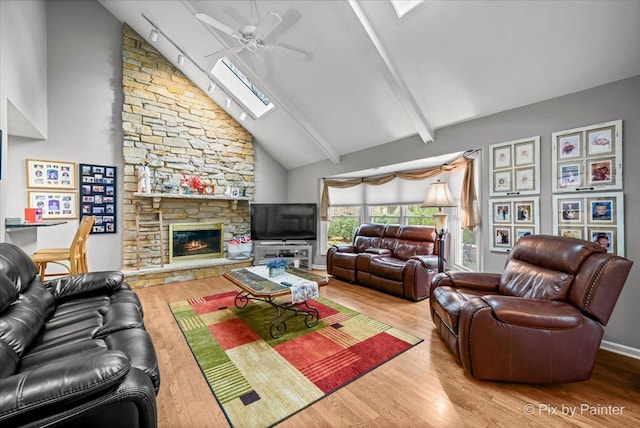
[223,266,329,338]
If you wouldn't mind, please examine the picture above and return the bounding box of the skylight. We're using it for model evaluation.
[210,57,275,119]
[390,0,424,18]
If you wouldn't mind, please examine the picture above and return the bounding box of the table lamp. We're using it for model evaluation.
[423,179,457,272]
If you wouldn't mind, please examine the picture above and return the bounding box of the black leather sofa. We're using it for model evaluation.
[0,243,160,427]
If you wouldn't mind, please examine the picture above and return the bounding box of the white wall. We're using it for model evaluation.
[0,0,48,239]
[288,74,640,352]
[253,142,287,203]
[5,0,124,270]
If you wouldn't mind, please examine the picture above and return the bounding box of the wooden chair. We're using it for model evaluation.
[30,216,95,280]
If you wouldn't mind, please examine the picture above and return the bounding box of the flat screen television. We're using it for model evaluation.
[250,203,317,241]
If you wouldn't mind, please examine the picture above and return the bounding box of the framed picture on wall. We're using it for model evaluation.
[552,192,624,255]
[489,197,540,252]
[80,163,117,234]
[26,159,76,189]
[552,120,622,192]
[28,191,78,219]
[489,136,540,196]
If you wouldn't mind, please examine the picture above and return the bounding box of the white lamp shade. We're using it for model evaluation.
[423,180,457,208]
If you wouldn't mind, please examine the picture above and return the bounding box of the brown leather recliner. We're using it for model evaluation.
[327,223,447,301]
[430,234,633,384]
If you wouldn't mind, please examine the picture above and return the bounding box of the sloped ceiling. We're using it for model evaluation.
[99,0,640,169]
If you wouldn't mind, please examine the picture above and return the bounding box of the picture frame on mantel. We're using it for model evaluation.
[551,120,622,193]
[489,136,540,197]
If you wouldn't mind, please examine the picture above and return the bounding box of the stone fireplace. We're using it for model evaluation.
[119,25,255,286]
[169,222,223,263]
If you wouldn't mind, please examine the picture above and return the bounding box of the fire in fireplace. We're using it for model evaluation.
[169,222,223,263]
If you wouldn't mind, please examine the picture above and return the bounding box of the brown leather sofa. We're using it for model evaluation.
[327,223,447,301]
[430,234,633,384]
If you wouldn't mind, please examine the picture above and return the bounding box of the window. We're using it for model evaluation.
[210,57,275,119]
[370,205,400,224]
[326,206,361,247]
[319,151,481,272]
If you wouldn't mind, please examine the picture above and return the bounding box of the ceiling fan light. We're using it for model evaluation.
[177,53,185,66]
[149,28,159,42]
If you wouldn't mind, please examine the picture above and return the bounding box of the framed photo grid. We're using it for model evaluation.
[28,191,78,219]
[80,163,117,234]
[26,159,76,189]
[489,136,540,196]
[489,197,540,252]
[551,120,622,192]
[552,192,624,255]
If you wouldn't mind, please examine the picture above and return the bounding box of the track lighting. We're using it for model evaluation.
[207,83,216,93]
[239,111,247,121]
[225,98,232,108]
[149,28,159,42]
[177,53,185,66]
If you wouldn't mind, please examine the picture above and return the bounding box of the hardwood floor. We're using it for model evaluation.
[135,274,640,427]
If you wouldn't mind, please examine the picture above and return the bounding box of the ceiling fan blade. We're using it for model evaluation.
[255,12,282,40]
[204,45,244,60]
[272,42,313,60]
[264,8,302,44]
[195,13,242,39]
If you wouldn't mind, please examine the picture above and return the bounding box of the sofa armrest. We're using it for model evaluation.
[433,271,501,291]
[365,248,391,255]
[45,271,124,301]
[410,254,439,270]
[0,350,130,422]
[331,245,355,253]
[482,295,584,329]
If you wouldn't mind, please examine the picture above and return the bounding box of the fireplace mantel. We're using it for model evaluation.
[134,192,252,209]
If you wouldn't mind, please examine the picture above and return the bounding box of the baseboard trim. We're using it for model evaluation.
[600,340,640,360]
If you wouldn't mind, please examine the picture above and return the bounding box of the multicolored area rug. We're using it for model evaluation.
[169,291,423,427]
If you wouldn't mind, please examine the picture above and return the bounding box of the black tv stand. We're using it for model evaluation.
[253,241,312,270]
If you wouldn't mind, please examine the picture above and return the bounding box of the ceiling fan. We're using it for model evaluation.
[195,2,312,61]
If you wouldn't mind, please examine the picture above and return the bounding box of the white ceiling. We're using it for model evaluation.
[99,0,640,170]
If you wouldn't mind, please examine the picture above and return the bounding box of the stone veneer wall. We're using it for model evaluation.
[121,25,254,270]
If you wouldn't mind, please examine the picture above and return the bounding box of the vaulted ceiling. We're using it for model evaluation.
[99,0,640,170]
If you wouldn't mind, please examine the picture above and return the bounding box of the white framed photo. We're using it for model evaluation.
[552,120,622,192]
[490,136,540,196]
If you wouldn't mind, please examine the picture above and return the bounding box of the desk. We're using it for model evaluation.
[5,220,68,232]
[4,220,68,254]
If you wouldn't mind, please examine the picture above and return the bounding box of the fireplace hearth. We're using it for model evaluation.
[169,222,223,263]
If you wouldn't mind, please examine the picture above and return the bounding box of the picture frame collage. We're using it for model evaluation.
[551,120,622,192]
[552,192,624,255]
[551,120,624,255]
[488,136,541,251]
[489,136,540,197]
[80,163,117,234]
[26,159,78,219]
[489,197,540,252]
